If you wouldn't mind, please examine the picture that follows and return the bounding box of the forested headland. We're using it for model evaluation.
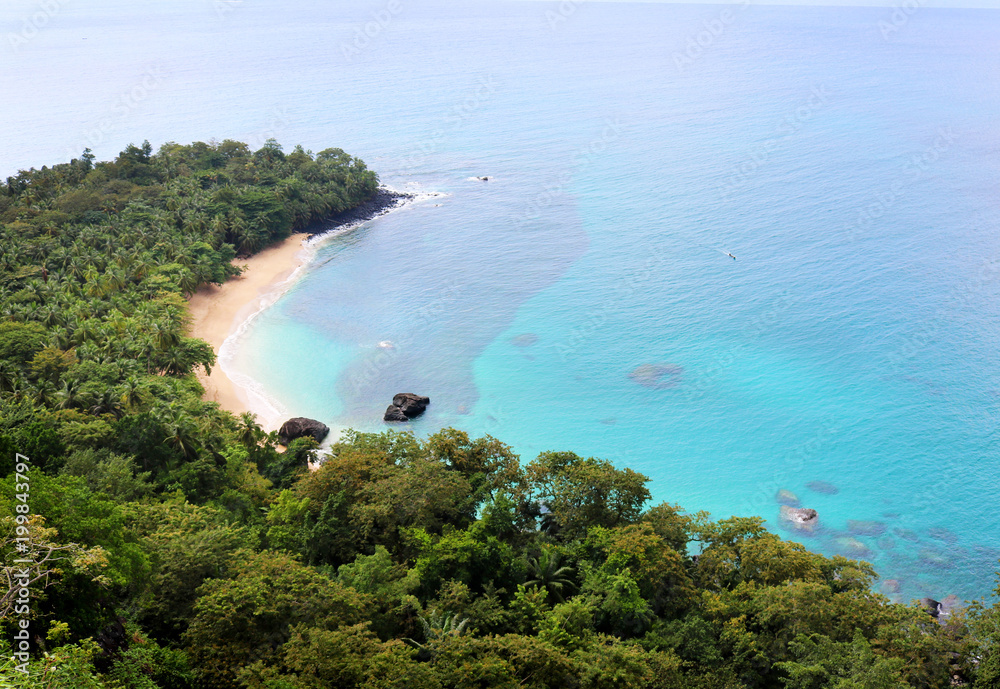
[0,141,998,688]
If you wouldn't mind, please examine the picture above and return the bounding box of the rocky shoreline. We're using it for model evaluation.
[307,187,416,239]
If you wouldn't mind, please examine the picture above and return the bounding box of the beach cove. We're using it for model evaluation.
[15,0,992,605]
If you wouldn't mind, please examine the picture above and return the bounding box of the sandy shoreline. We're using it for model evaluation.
[187,233,310,428]
[185,187,434,431]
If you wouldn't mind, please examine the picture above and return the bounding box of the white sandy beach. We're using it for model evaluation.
[186,233,310,429]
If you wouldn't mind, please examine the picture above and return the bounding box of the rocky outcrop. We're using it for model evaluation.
[278,417,330,445]
[383,393,430,422]
[307,187,415,239]
[383,405,409,422]
[780,506,818,531]
[919,597,941,618]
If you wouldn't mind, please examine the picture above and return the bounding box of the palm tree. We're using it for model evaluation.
[404,611,470,659]
[526,548,578,603]
[90,388,123,418]
[54,380,89,410]
[236,411,265,450]
[0,363,16,393]
[118,376,146,411]
[156,403,200,459]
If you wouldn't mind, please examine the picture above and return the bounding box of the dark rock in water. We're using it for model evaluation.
[278,417,330,445]
[511,333,539,347]
[394,393,429,418]
[780,506,818,532]
[882,512,900,520]
[806,480,839,495]
[628,363,683,389]
[892,527,920,543]
[919,598,941,618]
[383,405,409,422]
[775,489,800,507]
[927,527,958,544]
[847,520,887,537]
[383,393,430,421]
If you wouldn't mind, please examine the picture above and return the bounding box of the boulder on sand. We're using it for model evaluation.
[383,393,430,422]
[278,417,330,445]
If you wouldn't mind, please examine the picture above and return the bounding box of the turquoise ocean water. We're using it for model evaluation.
[3,0,999,604]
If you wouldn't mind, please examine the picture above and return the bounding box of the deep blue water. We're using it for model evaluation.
[3,0,999,604]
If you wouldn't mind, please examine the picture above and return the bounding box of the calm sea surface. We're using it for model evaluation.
[3,0,999,604]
